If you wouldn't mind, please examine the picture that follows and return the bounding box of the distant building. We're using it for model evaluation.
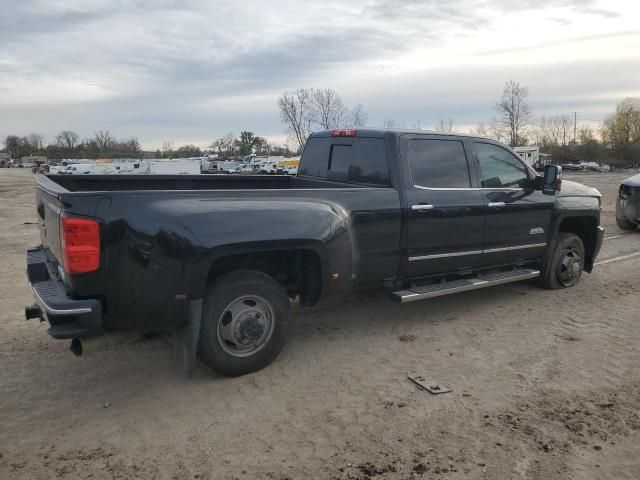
[514,146,552,167]
[514,146,539,166]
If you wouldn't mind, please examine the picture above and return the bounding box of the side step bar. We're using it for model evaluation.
[391,269,540,304]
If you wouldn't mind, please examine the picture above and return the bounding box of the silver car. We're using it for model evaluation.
[616,173,640,230]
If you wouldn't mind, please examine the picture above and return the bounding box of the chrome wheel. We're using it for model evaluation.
[556,247,582,287]
[216,295,275,358]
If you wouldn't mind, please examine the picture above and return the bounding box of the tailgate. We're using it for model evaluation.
[36,177,64,265]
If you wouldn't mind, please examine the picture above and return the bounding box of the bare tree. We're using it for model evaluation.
[211,137,226,156]
[383,119,407,129]
[222,132,236,155]
[312,88,347,129]
[471,122,489,137]
[278,89,314,152]
[435,118,454,133]
[494,80,531,147]
[4,135,25,159]
[162,140,174,158]
[210,132,238,156]
[174,144,202,158]
[578,125,596,144]
[94,130,116,155]
[55,130,79,150]
[489,119,509,142]
[350,103,368,128]
[537,115,570,147]
[471,119,508,142]
[117,137,141,157]
[27,133,45,152]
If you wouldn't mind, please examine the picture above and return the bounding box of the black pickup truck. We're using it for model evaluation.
[25,129,604,376]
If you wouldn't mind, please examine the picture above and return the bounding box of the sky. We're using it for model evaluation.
[1,0,639,150]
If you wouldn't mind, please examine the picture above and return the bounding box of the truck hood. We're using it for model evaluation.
[558,180,601,198]
[622,173,640,187]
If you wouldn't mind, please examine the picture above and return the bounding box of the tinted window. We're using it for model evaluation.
[300,137,390,186]
[408,139,470,188]
[474,142,529,188]
[328,145,351,180]
[299,137,330,177]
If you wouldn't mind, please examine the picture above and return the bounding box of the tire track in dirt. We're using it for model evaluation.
[550,262,640,390]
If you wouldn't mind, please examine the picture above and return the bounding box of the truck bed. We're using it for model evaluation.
[48,174,373,192]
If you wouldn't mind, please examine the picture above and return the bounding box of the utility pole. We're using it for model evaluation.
[572,111,578,143]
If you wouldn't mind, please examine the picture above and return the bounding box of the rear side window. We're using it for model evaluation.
[299,137,331,177]
[299,137,390,186]
[408,139,471,188]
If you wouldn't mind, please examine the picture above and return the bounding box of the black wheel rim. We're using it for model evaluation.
[556,247,582,287]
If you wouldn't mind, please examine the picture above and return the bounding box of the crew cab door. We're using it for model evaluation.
[401,135,485,278]
[471,141,553,266]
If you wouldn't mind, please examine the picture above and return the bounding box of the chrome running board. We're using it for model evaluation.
[391,269,540,304]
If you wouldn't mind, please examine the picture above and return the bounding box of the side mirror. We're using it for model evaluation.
[543,165,562,195]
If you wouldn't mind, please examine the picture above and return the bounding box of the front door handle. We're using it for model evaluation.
[488,202,506,208]
[412,204,435,211]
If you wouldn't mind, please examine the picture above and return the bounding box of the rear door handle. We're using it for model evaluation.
[412,204,434,211]
[488,202,506,208]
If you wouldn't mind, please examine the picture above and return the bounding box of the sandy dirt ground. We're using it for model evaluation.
[1,169,639,480]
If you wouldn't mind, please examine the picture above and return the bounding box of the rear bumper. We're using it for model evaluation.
[26,247,103,339]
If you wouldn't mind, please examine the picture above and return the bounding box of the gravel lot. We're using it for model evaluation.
[1,169,639,480]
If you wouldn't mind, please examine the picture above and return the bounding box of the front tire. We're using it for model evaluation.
[616,217,637,231]
[540,233,585,290]
[198,270,290,377]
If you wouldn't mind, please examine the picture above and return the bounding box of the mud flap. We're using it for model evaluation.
[174,299,202,377]
[538,238,557,286]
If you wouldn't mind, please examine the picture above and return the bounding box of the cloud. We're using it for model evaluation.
[0,0,638,148]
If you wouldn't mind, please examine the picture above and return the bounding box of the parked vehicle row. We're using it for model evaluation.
[220,158,299,175]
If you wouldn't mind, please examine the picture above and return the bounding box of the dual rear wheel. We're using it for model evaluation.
[198,270,290,377]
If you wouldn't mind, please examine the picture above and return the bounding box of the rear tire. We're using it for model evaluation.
[198,270,290,377]
[540,233,585,290]
[616,217,637,231]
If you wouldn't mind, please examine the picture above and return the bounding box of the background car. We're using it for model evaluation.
[616,173,640,230]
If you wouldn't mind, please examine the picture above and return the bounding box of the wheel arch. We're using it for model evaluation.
[556,215,599,272]
[189,240,332,307]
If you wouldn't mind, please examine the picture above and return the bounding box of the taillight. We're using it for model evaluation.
[60,215,100,274]
[331,128,356,137]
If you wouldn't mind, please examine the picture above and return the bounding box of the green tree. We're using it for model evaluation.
[235,131,256,155]
[602,98,640,167]
[253,136,270,155]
